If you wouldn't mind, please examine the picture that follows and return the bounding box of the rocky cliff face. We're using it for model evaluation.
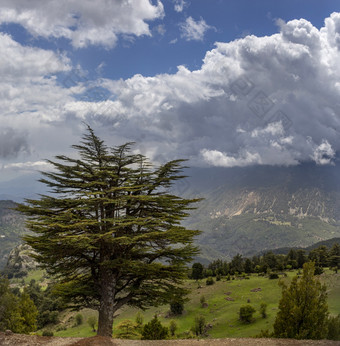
[208,187,339,221]
[3,244,38,277]
[0,200,27,269]
[178,163,340,262]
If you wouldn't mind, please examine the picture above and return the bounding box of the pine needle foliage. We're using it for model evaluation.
[17,126,201,336]
[273,261,329,339]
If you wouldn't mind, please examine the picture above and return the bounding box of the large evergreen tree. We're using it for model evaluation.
[273,261,329,339]
[18,126,200,337]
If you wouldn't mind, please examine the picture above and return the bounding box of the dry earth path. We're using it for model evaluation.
[0,333,339,346]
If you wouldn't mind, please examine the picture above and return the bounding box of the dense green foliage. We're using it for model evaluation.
[17,126,200,336]
[191,262,204,280]
[190,242,340,279]
[273,262,329,339]
[239,305,256,323]
[193,315,206,336]
[0,276,38,333]
[87,316,97,332]
[206,277,214,285]
[135,311,144,328]
[25,279,64,329]
[42,330,54,336]
[327,314,340,340]
[75,313,84,326]
[115,319,139,339]
[169,320,177,337]
[141,315,168,340]
[259,302,267,318]
[170,299,184,316]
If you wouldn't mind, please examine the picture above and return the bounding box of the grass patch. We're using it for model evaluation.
[38,270,340,339]
[111,272,293,338]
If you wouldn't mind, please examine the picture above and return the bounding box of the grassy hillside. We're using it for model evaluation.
[50,270,340,339]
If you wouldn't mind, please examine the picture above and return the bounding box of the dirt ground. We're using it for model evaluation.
[0,333,339,346]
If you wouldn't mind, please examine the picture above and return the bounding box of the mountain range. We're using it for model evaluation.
[176,162,340,262]
[0,161,339,268]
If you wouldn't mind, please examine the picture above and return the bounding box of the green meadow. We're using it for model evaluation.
[52,270,340,339]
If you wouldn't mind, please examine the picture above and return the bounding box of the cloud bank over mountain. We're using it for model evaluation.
[93,12,340,166]
[1,9,340,183]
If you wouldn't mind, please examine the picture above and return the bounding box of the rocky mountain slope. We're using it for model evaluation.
[176,162,340,262]
[0,200,27,269]
[2,243,38,277]
[1,162,339,267]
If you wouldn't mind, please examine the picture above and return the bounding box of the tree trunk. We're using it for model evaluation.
[97,273,116,337]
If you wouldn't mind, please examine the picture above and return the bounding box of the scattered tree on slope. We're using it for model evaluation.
[273,261,328,339]
[0,276,38,333]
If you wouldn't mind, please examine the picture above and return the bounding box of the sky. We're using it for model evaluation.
[0,0,340,199]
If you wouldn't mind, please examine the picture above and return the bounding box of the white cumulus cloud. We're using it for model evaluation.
[311,139,336,165]
[1,12,340,181]
[180,16,213,41]
[201,149,261,167]
[94,13,340,166]
[174,0,188,13]
[0,0,164,48]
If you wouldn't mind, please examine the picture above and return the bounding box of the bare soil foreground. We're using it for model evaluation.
[1,333,339,346]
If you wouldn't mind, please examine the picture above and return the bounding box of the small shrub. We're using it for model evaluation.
[239,305,256,323]
[56,325,67,331]
[169,320,177,337]
[260,302,267,318]
[170,300,184,315]
[42,330,54,337]
[180,330,196,339]
[314,266,324,275]
[254,329,272,338]
[38,310,59,328]
[135,311,144,328]
[327,314,340,340]
[216,274,221,281]
[87,316,97,332]
[206,277,214,286]
[200,295,206,307]
[269,273,279,279]
[75,313,83,326]
[193,315,206,336]
[142,315,168,340]
[226,274,231,281]
[203,269,213,277]
[116,319,139,339]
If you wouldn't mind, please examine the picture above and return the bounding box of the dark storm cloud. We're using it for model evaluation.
[0,128,28,158]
